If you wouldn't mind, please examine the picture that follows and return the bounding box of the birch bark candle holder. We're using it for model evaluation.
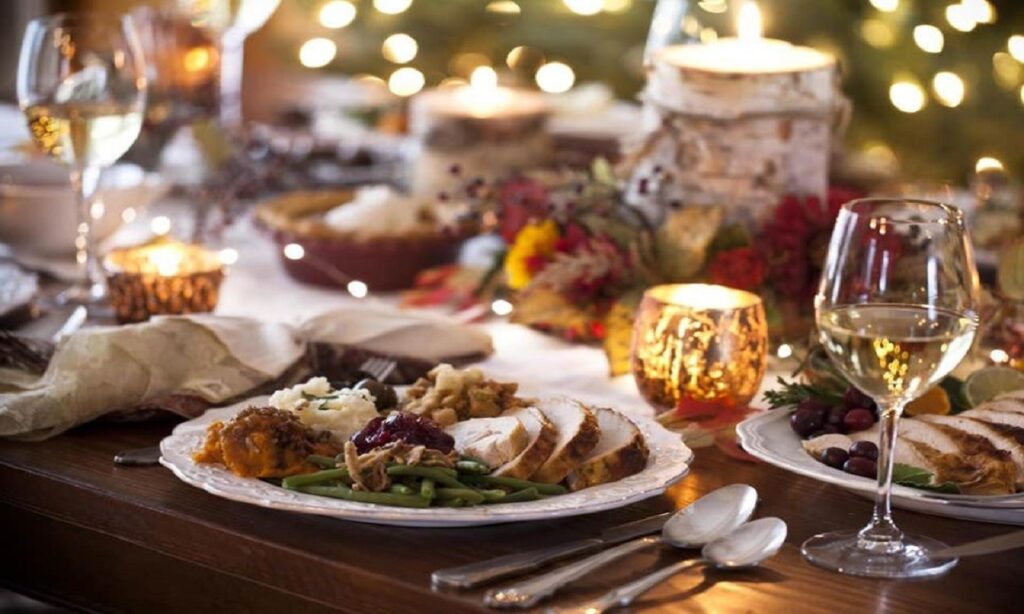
[623,2,841,226]
[408,71,550,198]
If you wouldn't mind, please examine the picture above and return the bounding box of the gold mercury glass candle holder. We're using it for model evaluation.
[103,237,225,324]
[631,284,769,412]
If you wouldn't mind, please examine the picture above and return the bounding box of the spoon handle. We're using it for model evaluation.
[564,558,707,613]
[483,535,661,609]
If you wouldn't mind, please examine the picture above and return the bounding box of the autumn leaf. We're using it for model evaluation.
[602,292,641,376]
[654,206,723,281]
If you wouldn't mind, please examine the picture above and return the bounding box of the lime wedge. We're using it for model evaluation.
[963,366,1024,407]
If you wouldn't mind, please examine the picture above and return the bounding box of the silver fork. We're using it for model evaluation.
[360,355,398,382]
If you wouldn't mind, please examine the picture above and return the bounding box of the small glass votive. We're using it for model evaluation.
[103,237,225,323]
[631,283,768,412]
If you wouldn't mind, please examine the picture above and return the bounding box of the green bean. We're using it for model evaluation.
[387,465,468,489]
[492,488,541,503]
[439,497,466,507]
[477,489,508,502]
[455,459,491,475]
[282,468,351,490]
[389,484,415,495]
[306,454,340,469]
[299,485,431,508]
[462,475,567,496]
[435,488,486,505]
[420,478,436,500]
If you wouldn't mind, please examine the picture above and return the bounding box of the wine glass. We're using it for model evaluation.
[176,0,282,127]
[804,198,980,578]
[17,12,147,305]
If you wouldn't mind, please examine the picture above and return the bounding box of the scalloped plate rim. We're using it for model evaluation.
[736,408,1024,526]
[159,397,693,527]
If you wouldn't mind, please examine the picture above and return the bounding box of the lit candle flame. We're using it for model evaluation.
[461,66,506,117]
[737,1,763,41]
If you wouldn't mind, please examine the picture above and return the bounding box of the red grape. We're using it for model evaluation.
[820,447,849,469]
[843,457,877,478]
[848,440,879,461]
[843,408,876,433]
[790,407,824,438]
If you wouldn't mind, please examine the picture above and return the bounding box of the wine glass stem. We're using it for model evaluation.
[858,404,905,553]
[219,31,245,128]
[69,166,103,297]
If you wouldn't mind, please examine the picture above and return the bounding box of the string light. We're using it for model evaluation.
[913,25,944,53]
[604,0,632,13]
[485,1,520,14]
[388,66,425,96]
[563,0,603,16]
[150,216,172,236]
[962,0,995,24]
[319,1,357,29]
[932,71,965,107]
[869,0,899,12]
[470,65,498,88]
[299,38,337,68]
[283,243,305,260]
[861,19,895,48]
[536,61,575,93]
[382,33,418,64]
[218,248,239,266]
[992,52,1022,90]
[1009,36,1024,62]
[945,4,977,33]
[990,348,1010,364]
[975,156,1004,172]
[700,28,718,43]
[121,207,136,223]
[697,0,727,14]
[374,0,413,15]
[1020,85,1024,106]
[491,299,514,316]
[90,201,105,220]
[776,344,793,359]
[889,80,926,113]
[347,280,369,298]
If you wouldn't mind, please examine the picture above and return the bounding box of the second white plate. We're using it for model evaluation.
[737,409,1024,526]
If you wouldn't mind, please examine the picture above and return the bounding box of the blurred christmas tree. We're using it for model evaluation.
[266,0,1023,182]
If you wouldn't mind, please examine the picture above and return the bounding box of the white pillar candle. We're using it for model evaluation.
[408,68,550,198]
[624,2,842,226]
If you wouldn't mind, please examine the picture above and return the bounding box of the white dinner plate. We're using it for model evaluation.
[737,409,1024,526]
[160,397,693,527]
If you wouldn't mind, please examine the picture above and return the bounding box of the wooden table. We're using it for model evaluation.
[0,419,1020,614]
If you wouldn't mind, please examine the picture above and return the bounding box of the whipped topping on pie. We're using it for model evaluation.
[323,185,433,235]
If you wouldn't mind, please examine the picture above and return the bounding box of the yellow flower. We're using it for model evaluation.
[505,220,560,289]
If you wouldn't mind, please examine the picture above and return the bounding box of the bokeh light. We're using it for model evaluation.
[869,0,899,12]
[536,62,575,93]
[976,156,1004,172]
[913,25,944,53]
[889,80,926,113]
[319,1,357,29]
[382,33,418,64]
[388,66,425,96]
[563,0,603,16]
[299,38,337,68]
[374,0,413,15]
[932,71,965,107]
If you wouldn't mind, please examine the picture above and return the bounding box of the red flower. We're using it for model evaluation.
[707,247,767,291]
[497,177,549,242]
[758,187,864,300]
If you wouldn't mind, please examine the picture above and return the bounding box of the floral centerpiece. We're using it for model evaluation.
[403,160,863,376]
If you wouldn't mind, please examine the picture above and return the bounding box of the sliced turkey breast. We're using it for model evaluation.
[493,406,558,480]
[567,408,649,491]
[918,414,1024,485]
[445,416,529,469]
[962,409,1024,430]
[530,398,601,484]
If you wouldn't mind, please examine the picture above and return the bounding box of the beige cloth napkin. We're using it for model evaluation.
[0,307,492,440]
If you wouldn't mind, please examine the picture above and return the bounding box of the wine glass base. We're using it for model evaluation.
[801,531,958,578]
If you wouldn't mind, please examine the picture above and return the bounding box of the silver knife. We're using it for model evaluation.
[932,529,1024,559]
[431,513,670,589]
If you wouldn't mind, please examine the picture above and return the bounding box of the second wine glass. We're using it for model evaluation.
[17,12,148,305]
[804,198,980,578]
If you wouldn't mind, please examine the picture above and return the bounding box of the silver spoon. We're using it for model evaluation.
[484,484,758,609]
[554,517,788,614]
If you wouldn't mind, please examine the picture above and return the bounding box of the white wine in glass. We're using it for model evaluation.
[805,198,980,579]
[17,13,147,306]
